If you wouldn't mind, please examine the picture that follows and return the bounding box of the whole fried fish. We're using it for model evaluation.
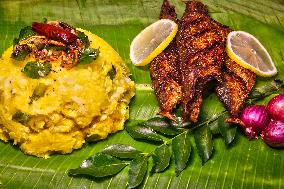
[176,1,229,122]
[150,0,181,120]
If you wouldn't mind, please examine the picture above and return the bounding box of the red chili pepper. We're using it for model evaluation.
[32,22,78,44]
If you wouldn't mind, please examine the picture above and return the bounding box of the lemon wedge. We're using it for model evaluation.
[226,31,277,77]
[130,19,178,66]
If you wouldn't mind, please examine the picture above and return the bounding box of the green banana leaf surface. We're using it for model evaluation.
[0,0,283,188]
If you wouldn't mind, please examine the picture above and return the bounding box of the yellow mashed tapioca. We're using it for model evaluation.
[0,29,135,158]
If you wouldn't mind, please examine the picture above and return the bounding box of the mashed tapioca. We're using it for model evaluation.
[0,27,134,158]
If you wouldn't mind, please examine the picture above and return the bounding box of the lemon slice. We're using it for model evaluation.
[226,31,277,77]
[130,19,178,66]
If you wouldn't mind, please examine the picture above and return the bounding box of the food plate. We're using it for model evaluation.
[0,0,283,188]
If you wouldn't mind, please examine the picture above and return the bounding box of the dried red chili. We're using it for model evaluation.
[32,22,78,44]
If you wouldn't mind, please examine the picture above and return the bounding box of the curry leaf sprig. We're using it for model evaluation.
[69,111,232,188]
[68,79,284,188]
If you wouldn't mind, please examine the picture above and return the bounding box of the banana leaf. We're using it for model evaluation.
[0,0,283,188]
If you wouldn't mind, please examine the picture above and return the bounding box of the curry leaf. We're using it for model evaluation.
[13,26,36,45]
[22,61,52,79]
[152,144,171,173]
[11,44,31,61]
[29,83,48,103]
[68,153,128,177]
[77,30,90,48]
[128,155,149,189]
[142,117,169,127]
[19,26,36,41]
[248,79,284,102]
[100,144,142,159]
[172,132,191,176]
[107,65,116,80]
[208,120,220,135]
[78,48,100,64]
[142,117,184,136]
[126,125,164,143]
[169,116,191,128]
[12,111,30,124]
[218,116,237,146]
[194,126,214,164]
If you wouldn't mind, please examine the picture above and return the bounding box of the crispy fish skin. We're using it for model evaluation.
[149,0,181,120]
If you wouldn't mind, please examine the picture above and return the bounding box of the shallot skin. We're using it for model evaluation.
[262,120,284,148]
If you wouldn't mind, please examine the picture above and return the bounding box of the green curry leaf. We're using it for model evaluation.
[12,111,30,124]
[218,115,237,146]
[248,79,284,103]
[77,30,90,48]
[152,144,171,173]
[128,155,149,189]
[13,26,36,45]
[77,48,100,65]
[100,144,142,159]
[22,61,52,79]
[142,117,169,127]
[68,153,128,177]
[142,117,184,136]
[11,44,31,61]
[194,126,214,164]
[208,120,221,135]
[126,125,164,143]
[172,132,191,176]
[29,83,48,103]
[107,65,116,80]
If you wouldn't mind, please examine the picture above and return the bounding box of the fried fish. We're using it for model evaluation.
[176,1,229,122]
[150,0,181,120]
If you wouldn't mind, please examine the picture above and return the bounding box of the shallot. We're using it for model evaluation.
[262,120,284,148]
[240,105,270,139]
[266,94,284,121]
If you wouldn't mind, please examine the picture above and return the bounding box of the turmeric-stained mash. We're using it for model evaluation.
[0,28,135,158]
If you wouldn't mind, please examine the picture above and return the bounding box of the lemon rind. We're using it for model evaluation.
[130,19,178,66]
[226,31,277,77]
